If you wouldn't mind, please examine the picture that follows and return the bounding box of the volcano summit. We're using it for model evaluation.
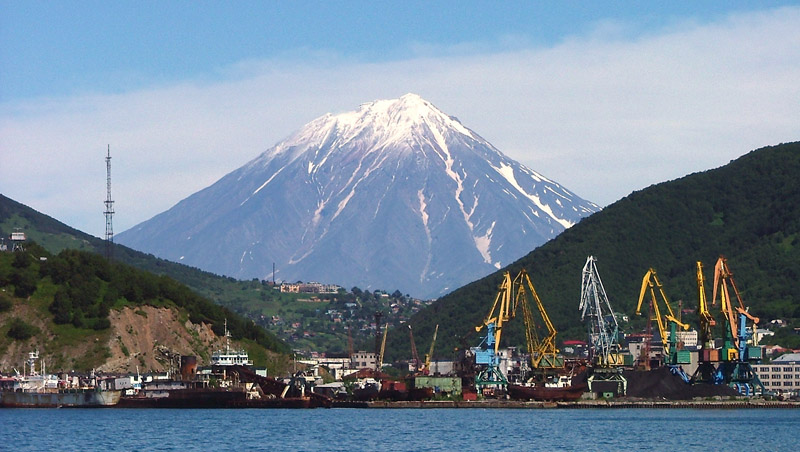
[117,94,598,298]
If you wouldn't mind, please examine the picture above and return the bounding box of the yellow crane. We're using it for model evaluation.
[693,260,721,384]
[472,271,516,386]
[514,269,561,369]
[474,271,516,354]
[635,268,689,364]
[712,257,759,361]
[424,324,439,373]
[377,323,389,369]
[696,261,716,350]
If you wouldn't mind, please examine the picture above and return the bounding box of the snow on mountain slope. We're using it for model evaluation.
[117,94,598,298]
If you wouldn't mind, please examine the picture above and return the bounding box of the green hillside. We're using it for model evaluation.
[0,194,422,355]
[389,142,800,361]
[0,242,289,371]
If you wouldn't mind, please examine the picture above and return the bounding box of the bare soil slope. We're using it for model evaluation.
[100,306,227,373]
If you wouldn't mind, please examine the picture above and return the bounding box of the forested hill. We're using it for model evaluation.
[0,242,289,371]
[390,142,800,361]
[0,193,285,341]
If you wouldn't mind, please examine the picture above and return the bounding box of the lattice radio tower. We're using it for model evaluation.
[104,145,115,261]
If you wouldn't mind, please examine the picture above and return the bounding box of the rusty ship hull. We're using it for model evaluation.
[507,383,586,401]
[0,389,121,408]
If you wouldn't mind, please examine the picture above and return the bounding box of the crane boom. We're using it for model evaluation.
[579,256,622,366]
[424,324,439,372]
[514,269,561,369]
[408,325,421,372]
[377,323,388,369]
[696,261,716,348]
[635,268,689,360]
[474,271,516,354]
[472,272,516,387]
[713,257,759,360]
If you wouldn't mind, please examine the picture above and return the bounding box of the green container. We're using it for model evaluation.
[676,350,692,364]
[747,346,763,361]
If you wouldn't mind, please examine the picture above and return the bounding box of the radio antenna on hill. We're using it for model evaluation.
[104,145,115,261]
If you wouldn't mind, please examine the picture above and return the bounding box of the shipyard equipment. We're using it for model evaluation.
[579,256,626,395]
[424,324,439,374]
[472,271,516,388]
[711,257,764,395]
[692,261,722,384]
[514,269,563,372]
[635,268,691,381]
[409,325,422,372]
[377,323,389,370]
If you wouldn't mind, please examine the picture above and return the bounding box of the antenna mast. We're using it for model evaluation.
[104,145,115,260]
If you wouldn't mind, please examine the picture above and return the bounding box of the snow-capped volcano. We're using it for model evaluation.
[117,94,599,298]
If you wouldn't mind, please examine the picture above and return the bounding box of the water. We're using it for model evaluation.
[1,408,798,451]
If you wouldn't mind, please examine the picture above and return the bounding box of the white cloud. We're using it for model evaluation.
[1,6,798,238]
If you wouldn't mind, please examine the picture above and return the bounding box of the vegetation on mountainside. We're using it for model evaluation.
[387,142,800,360]
[0,194,428,355]
[0,244,289,370]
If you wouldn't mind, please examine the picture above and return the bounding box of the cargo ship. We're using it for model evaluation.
[0,351,122,408]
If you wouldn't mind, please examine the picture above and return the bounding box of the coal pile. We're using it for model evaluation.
[623,367,739,400]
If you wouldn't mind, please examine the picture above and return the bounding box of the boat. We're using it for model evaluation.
[116,381,250,408]
[0,351,122,408]
[352,378,380,401]
[507,375,587,401]
[210,319,253,367]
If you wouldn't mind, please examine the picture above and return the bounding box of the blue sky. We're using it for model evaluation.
[2,1,800,237]
[2,1,791,101]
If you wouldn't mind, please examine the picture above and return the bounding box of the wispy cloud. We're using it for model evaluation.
[1,7,798,237]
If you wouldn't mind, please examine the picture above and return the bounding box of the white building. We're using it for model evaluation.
[752,353,800,395]
[350,351,377,370]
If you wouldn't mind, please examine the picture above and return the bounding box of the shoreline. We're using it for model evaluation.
[333,399,800,409]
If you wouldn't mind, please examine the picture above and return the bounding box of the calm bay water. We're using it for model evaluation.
[1,408,798,451]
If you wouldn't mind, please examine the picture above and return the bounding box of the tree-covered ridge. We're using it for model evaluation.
[0,194,430,355]
[390,142,800,360]
[0,245,289,355]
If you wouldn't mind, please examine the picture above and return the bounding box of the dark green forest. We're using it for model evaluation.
[388,142,800,361]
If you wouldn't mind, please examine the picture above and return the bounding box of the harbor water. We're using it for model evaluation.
[1,407,797,451]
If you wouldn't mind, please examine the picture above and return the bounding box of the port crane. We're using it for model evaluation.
[692,261,722,384]
[514,269,562,372]
[472,271,516,388]
[635,268,691,381]
[424,324,439,374]
[579,256,626,395]
[377,323,389,370]
[711,257,764,394]
[408,325,422,372]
